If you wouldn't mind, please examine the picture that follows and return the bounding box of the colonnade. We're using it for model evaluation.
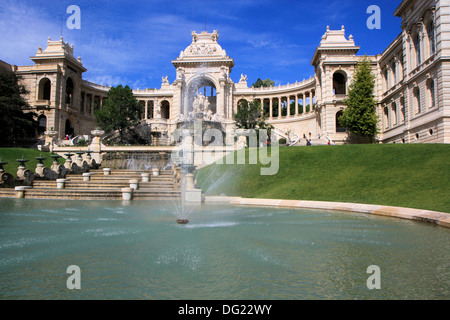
[80,91,107,116]
[137,99,171,120]
[240,90,316,120]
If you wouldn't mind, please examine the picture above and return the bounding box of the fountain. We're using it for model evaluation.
[0,199,448,300]
[34,154,48,179]
[15,156,33,185]
[64,152,74,170]
[0,157,7,173]
[0,157,14,188]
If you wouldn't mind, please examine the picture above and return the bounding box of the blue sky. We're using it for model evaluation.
[0,0,402,89]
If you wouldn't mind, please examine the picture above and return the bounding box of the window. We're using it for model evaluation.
[383,107,389,129]
[392,61,397,85]
[428,22,436,56]
[427,79,435,108]
[383,68,389,90]
[333,72,346,95]
[391,102,397,125]
[413,87,421,113]
[38,78,51,101]
[400,97,405,123]
[414,33,421,66]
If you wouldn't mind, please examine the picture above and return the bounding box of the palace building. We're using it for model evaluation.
[2,0,449,145]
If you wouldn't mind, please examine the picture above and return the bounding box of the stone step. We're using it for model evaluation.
[1,188,181,200]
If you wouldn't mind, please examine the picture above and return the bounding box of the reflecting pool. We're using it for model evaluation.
[0,199,448,299]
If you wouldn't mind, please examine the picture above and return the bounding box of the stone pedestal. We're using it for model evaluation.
[141,173,150,182]
[121,187,133,201]
[15,186,32,198]
[129,179,139,190]
[184,189,203,203]
[185,173,195,189]
[44,130,58,152]
[103,168,111,176]
[56,178,69,189]
[89,129,105,164]
[83,173,94,182]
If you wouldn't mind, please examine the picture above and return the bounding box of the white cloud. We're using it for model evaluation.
[0,1,60,65]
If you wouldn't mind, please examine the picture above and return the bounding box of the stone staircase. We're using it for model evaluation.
[0,168,181,200]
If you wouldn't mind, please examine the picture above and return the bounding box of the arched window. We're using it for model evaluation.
[391,102,397,126]
[383,68,389,90]
[413,87,421,113]
[65,77,74,107]
[383,107,389,129]
[427,78,435,108]
[414,33,421,67]
[400,97,405,123]
[38,78,51,101]
[336,110,345,132]
[333,72,346,95]
[391,61,397,85]
[427,21,436,56]
[160,100,170,119]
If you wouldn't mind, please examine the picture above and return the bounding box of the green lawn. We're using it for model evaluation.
[196,144,450,213]
[0,148,64,174]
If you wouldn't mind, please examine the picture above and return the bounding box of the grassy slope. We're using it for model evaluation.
[196,144,450,213]
[0,148,64,174]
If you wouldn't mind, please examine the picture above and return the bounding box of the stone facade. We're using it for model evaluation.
[1,0,448,144]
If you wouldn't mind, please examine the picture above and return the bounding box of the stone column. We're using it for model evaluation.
[90,129,105,164]
[303,92,307,113]
[217,82,225,118]
[295,95,299,115]
[144,100,148,120]
[287,96,291,117]
[269,98,273,119]
[278,97,281,118]
[310,91,313,111]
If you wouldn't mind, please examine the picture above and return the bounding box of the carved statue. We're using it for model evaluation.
[239,73,248,83]
[162,75,169,84]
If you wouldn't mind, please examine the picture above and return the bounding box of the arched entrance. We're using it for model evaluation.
[161,100,170,119]
[37,114,47,135]
[65,119,74,137]
[336,110,345,132]
[185,77,217,115]
[65,77,74,107]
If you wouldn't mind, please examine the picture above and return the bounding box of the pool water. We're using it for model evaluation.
[0,198,448,299]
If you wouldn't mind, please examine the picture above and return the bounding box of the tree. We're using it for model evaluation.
[234,99,273,143]
[0,70,37,145]
[95,85,142,143]
[234,100,261,130]
[252,78,275,88]
[339,56,378,142]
